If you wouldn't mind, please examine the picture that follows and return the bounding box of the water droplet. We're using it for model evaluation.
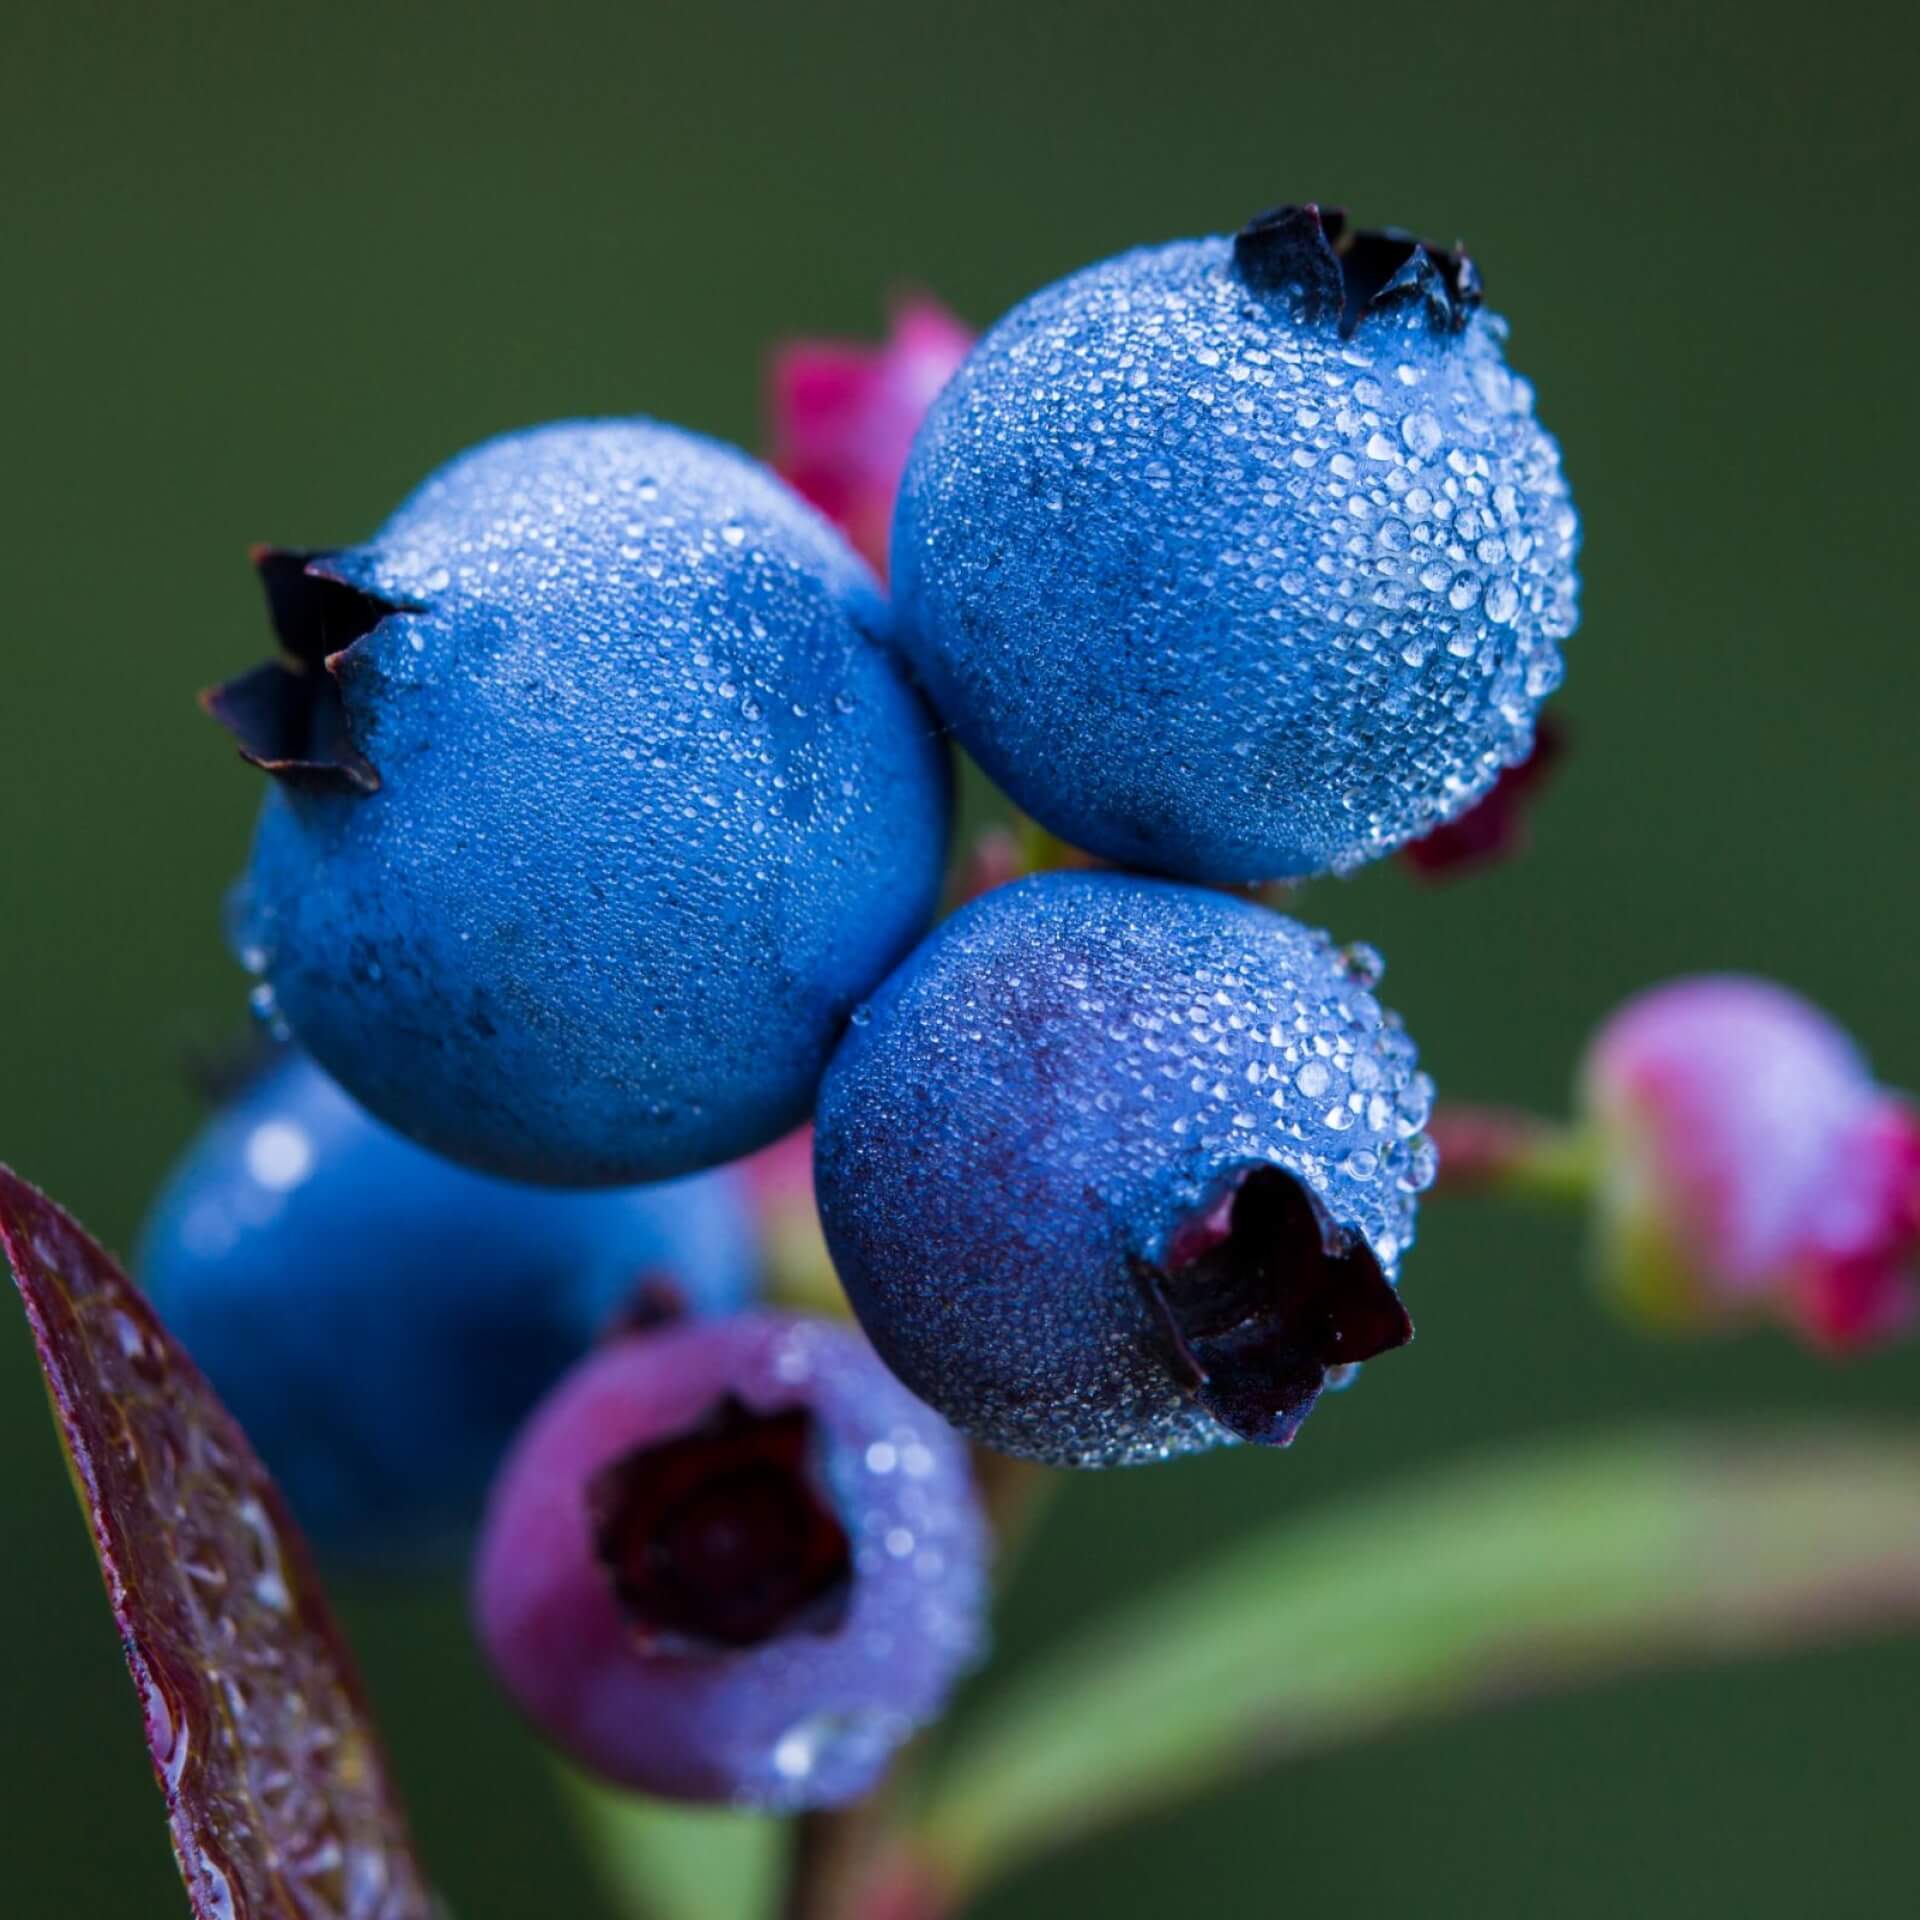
[197,1852,237,1920]
[1398,1135,1439,1192]
[1402,410,1444,458]
[769,1710,904,1790]
[222,883,267,976]
[244,1122,313,1192]
[237,1498,292,1612]
[141,1665,192,1790]
[1337,942,1385,988]
[247,982,290,1043]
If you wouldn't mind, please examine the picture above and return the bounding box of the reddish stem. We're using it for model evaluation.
[854,1848,953,1920]
[1429,1104,1555,1189]
[1428,1102,1594,1202]
[785,1769,953,1920]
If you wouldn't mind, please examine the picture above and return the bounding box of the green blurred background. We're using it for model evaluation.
[4,1,1917,1913]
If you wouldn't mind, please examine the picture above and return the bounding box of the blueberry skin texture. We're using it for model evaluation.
[137,1051,756,1557]
[813,872,1434,1465]
[891,237,1580,883]
[473,1313,987,1809]
[234,420,950,1185]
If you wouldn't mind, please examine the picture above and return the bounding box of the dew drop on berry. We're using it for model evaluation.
[246,982,291,1043]
[1337,942,1386,988]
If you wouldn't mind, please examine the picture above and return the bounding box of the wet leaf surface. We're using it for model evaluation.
[0,1165,437,1920]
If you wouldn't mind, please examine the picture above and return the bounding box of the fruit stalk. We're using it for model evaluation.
[783,1742,950,1920]
[1427,1102,1595,1202]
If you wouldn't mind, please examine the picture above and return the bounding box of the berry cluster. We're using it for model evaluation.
[166,205,1580,1807]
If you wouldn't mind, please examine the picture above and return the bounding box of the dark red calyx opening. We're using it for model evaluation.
[200,547,416,792]
[586,1396,853,1654]
[1402,718,1565,878]
[1232,204,1482,339]
[1138,1166,1413,1446]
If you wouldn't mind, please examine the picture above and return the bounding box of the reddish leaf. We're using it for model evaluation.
[0,1165,437,1920]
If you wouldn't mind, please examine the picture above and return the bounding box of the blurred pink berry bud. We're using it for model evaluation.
[742,1125,844,1318]
[953,826,1027,905]
[1582,976,1920,1351]
[769,295,974,577]
[741,1121,815,1215]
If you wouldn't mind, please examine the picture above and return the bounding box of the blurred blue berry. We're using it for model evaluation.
[209,420,951,1186]
[473,1313,987,1809]
[892,205,1580,882]
[138,1050,756,1556]
[814,872,1431,1465]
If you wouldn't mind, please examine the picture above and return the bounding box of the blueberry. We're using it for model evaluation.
[209,420,951,1186]
[472,1313,987,1809]
[892,205,1580,883]
[137,1049,756,1556]
[813,872,1429,1465]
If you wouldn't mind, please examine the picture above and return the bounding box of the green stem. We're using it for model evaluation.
[907,1425,1920,1907]
[1427,1102,1598,1205]
[784,1790,906,1920]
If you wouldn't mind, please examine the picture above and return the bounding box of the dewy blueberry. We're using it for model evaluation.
[813,871,1430,1465]
[137,1050,756,1554]
[209,420,951,1186]
[473,1313,987,1809]
[1582,977,1920,1350]
[892,204,1581,883]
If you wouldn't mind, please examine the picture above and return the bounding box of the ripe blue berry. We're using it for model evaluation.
[473,1313,986,1809]
[892,205,1580,883]
[137,1050,756,1555]
[813,872,1431,1465]
[210,420,951,1186]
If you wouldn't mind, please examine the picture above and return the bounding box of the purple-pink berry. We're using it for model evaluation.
[472,1313,987,1809]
